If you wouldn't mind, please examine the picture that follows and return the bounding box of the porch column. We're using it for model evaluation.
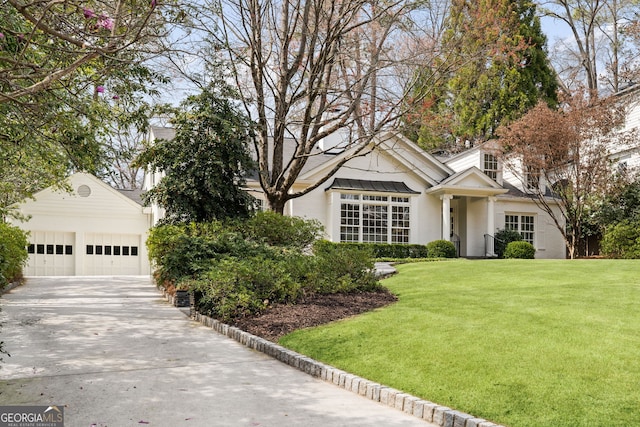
[487,196,496,236]
[441,194,453,240]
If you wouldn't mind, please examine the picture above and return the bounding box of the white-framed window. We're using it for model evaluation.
[524,165,540,191]
[340,193,411,243]
[505,214,535,245]
[483,153,499,180]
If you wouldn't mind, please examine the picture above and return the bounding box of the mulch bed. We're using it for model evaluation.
[230,289,398,342]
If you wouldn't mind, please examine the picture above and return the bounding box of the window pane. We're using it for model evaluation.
[362,205,388,243]
[104,246,112,255]
[483,153,498,180]
[123,246,130,256]
[505,215,519,231]
[37,244,45,254]
[131,246,138,256]
[392,205,410,243]
[46,245,54,255]
[340,203,360,242]
[521,215,535,244]
[114,246,121,256]
[28,244,35,254]
[56,245,64,255]
[65,245,73,255]
[86,245,94,255]
[95,245,103,255]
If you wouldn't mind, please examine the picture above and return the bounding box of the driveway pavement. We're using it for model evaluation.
[0,276,434,427]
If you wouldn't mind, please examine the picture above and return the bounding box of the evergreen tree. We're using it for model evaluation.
[137,82,256,224]
[407,0,558,150]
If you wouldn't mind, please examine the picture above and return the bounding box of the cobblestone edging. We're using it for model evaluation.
[190,308,507,427]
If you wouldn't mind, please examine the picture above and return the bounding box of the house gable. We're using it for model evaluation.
[426,167,508,197]
[298,132,451,189]
[19,172,145,218]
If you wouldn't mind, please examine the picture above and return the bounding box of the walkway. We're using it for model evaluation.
[0,276,433,427]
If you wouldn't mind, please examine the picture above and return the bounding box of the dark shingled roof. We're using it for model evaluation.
[325,178,420,194]
[117,188,144,205]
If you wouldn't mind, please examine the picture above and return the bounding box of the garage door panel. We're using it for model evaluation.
[84,233,142,275]
[25,231,75,276]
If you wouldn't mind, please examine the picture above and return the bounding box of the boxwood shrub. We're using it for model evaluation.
[426,240,457,258]
[504,241,536,259]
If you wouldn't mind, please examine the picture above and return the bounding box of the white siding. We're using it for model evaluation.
[11,173,151,276]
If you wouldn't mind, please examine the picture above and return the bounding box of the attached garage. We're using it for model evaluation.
[11,173,152,276]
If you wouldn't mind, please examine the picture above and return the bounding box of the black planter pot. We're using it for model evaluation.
[174,289,190,307]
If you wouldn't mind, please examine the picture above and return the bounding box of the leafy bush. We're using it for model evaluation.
[426,240,457,258]
[310,240,380,294]
[0,223,28,287]
[494,229,523,258]
[504,241,536,259]
[239,211,324,249]
[187,255,302,321]
[148,215,380,322]
[330,242,429,259]
[601,220,640,259]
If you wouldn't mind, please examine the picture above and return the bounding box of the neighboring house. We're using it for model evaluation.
[146,127,567,258]
[10,172,152,276]
[610,84,640,174]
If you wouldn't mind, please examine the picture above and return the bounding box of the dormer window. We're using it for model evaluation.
[525,165,540,191]
[483,153,499,181]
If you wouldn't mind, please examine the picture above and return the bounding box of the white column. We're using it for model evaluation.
[487,196,496,236]
[487,196,497,256]
[441,194,453,240]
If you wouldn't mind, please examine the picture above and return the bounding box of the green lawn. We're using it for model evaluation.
[279,259,640,427]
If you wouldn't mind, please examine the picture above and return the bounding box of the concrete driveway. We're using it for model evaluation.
[0,276,433,427]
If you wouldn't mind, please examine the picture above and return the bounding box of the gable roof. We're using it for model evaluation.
[298,132,452,187]
[426,167,508,197]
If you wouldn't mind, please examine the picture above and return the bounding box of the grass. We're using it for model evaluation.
[279,259,640,427]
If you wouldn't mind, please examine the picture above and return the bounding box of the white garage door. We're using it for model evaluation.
[84,233,142,275]
[25,231,75,276]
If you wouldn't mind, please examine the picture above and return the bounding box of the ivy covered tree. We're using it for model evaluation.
[407,0,558,150]
[136,82,256,223]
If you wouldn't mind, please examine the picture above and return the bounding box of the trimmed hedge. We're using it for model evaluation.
[0,223,28,287]
[426,240,458,258]
[504,241,536,259]
[328,242,429,259]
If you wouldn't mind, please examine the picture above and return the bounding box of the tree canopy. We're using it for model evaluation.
[0,0,167,219]
[497,93,626,258]
[136,82,256,223]
[406,0,558,150]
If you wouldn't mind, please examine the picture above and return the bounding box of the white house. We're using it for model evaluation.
[10,173,152,276]
[146,127,566,258]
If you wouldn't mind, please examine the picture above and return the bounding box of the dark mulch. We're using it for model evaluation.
[230,289,398,342]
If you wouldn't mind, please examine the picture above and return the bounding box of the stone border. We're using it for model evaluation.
[189,307,506,427]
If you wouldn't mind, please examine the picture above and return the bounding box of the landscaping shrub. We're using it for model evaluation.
[241,211,324,249]
[333,242,429,259]
[0,223,28,287]
[494,228,523,258]
[504,241,536,259]
[600,220,640,259]
[187,255,303,321]
[426,240,457,258]
[147,214,381,321]
[310,240,380,294]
